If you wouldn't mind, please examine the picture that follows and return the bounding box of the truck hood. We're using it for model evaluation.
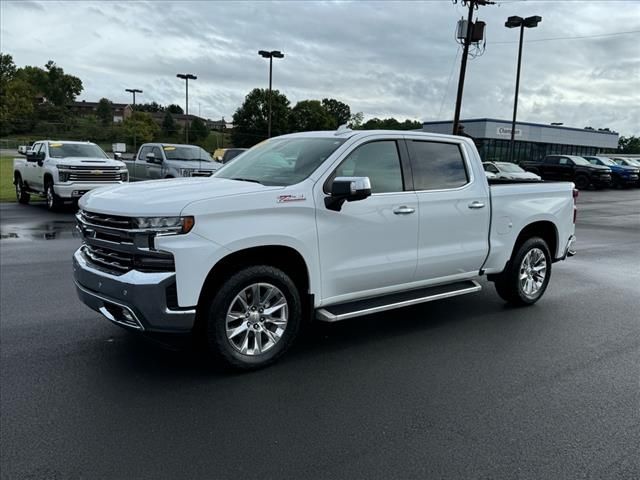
[55,157,125,168]
[79,177,280,216]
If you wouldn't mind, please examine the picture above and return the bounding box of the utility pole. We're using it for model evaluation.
[177,73,197,143]
[125,88,142,155]
[452,0,494,135]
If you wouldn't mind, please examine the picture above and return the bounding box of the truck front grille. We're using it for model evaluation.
[63,166,126,182]
[77,210,175,275]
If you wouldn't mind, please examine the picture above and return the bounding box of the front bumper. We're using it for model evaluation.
[591,175,612,187]
[55,182,127,199]
[73,248,196,333]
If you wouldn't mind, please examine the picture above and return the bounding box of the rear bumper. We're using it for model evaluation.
[55,182,126,199]
[558,234,576,261]
[73,248,196,333]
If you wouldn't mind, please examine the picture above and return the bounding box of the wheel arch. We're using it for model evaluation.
[195,245,313,330]
[512,220,558,263]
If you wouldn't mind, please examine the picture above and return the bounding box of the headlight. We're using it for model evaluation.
[120,170,129,181]
[135,216,194,234]
[180,168,195,177]
[57,165,71,182]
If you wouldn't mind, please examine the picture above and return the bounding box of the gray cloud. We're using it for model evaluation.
[2,0,639,135]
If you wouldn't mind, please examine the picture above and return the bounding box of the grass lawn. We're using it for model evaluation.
[0,156,16,202]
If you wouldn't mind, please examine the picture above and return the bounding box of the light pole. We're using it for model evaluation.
[176,73,197,142]
[258,50,284,138]
[505,15,541,162]
[125,88,142,154]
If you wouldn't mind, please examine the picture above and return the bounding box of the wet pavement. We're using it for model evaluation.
[1,189,639,479]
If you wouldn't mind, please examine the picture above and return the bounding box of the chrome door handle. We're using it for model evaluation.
[393,206,415,215]
[468,201,485,209]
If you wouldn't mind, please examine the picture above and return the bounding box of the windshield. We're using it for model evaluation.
[572,157,591,166]
[215,137,347,186]
[497,163,524,173]
[48,143,108,159]
[595,157,616,166]
[163,145,213,162]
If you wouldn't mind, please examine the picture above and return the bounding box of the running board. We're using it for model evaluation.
[316,280,481,322]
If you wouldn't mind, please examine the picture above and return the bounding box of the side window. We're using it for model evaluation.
[409,141,468,191]
[545,156,559,165]
[138,146,151,160]
[152,146,164,160]
[333,141,404,194]
[559,157,569,165]
[484,164,499,174]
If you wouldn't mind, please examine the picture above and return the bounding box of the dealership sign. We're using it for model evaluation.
[497,127,522,137]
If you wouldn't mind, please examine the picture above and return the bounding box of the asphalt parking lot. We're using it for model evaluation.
[1,189,639,479]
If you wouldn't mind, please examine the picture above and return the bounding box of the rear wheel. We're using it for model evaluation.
[14,174,30,204]
[204,265,302,370]
[574,174,589,190]
[45,180,63,211]
[493,237,552,306]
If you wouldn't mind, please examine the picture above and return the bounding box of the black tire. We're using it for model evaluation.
[493,237,552,306]
[14,174,30,204]
[574,174,589,190]
[204,265,302,370]
[45,179,63,211]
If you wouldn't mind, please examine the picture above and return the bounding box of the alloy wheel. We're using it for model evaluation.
[519,247,547,298]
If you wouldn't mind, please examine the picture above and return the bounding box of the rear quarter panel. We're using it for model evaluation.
[484,181,575,274]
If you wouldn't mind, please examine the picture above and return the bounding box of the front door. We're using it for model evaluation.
[407,139,490,280]
[315,138,419,303]
[145,146,165,179]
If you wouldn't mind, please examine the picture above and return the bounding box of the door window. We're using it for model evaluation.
[333,141,404,193]
[151,146,163,160]
[559,157,569,165]
[138,146,151,160]
[409,141,468,191]
[484,163,499,174]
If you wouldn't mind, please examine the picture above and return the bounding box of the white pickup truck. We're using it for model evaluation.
[13,140,128,211]
[74,129,576,369]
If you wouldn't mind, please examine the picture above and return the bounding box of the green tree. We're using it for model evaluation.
[0,53,17,91]
[349,112,364,129]
[136,102,164,113]
[1,78,36,135]
[96,97,112,126]
[619,136,640,154]
[321,98,351,128]
[232,88,290,147]
[360,117,422,130]
[167,104,184,114]
[121,111,160,145]
[161,111,178,137]
[290,100,335,132]
[189,117,209,142]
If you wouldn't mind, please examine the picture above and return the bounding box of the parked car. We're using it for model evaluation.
[520,155,612,190]
[123,143,222,181]
[483,161,541,181]
[13,140,128,211]
[221,148,248,164]
[583,156,639,188]
[74,129,577,370]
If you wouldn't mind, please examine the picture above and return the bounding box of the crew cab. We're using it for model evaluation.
[520,155,612,190]
[13,140,128,211]
[74,129,577,369]
[583,156,639,188]
[124,143,222,181]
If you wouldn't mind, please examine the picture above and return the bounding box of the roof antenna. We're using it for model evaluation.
[335,123,352,136]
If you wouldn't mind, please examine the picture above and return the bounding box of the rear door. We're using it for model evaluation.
[135,146,152,180]
[541,156,560,179]
[557,157,575,181]
[407,138,490,280]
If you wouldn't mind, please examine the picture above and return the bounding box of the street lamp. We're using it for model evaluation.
[176,73,197,142]
[125,89,142,154]
[258,50,285,138]
[505,15,541,162]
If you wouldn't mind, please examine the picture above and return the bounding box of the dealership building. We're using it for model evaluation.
[421,118,619,162]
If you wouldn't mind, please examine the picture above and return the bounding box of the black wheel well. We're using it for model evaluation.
[14,171,21,183]
[514,221,558,261]
[44,172,54,186]
[195,245,311,329]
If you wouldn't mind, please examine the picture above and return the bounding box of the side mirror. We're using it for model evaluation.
[325,176,372,212]
[26,150,38,162]
[113,152,122,160]
[146,152,160,163]
[17,146,27,155]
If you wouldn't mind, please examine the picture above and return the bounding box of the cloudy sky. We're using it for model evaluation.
[2,0,639,135]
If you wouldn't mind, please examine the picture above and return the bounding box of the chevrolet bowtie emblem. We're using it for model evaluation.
[91,170,103,174]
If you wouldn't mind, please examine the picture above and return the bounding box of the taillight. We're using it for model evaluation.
[572,188,578,223]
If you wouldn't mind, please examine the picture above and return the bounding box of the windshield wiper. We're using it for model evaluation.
[229,177,262,185]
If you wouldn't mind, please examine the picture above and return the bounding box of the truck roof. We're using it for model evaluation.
[37,140,97,145]
[277,129,473,142]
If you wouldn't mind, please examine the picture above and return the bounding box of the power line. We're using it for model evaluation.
[492,29,640,44]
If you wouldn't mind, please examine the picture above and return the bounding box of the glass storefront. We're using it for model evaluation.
[476,139,599,163]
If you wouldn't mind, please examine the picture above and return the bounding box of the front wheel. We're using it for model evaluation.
[493,237,552,306]
[15,174,30,204]
[45,180,63,211]
[574,174,590,190]
[204,265,302,370]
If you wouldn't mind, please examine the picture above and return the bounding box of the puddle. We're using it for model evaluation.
[0,220,81,241]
